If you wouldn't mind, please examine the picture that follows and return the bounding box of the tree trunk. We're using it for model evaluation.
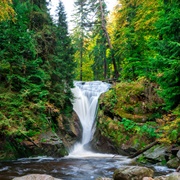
[98,0,119,78]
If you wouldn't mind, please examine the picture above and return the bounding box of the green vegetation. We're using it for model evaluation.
[0,0,179,159]
[0,0,74,158]
[98,79,180,150]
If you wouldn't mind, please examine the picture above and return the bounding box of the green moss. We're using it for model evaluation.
[137,155,147,164]
[97,78,164,151]
[99,78,163,122]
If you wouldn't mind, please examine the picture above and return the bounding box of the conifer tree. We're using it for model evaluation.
[151,0,180,110]
[49,0,75,108]
[71,0,90,80]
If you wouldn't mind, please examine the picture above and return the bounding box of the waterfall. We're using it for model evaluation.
[69,81,111,157]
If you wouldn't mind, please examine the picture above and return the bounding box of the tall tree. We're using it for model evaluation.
[98,0,118,78]
[150,0,180,110]
[49,0,75,108]
[0,0,75,139]
[111,0,160,80]
[72,0,90,80]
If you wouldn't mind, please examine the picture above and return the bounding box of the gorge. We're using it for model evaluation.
[0,80,177,180]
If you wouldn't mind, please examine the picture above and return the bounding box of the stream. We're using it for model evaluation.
[0,156,175,180]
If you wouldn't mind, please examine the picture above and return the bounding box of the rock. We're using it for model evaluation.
[154,172,180,180]
[143,177,154,180]
[154,176,166,180]
[113,166,154,180]
[38,131,68,157]
[143,145,168,163]
[177,166,180,172]
[12,174,62,180]
[177,150,180,159]
[167,157,180,169]
[90,129,120,154]
[96,178,113,180]
[166,172,180,180]
[21,130,68,158]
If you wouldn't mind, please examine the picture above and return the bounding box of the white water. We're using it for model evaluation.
[69,81,113,157]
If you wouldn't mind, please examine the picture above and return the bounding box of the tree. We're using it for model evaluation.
[98,0,118,78]
[110,0,161,80]
[71,0,90,80]
[0,0,75,139]
[49,0,75,107]
[150,0,180,110]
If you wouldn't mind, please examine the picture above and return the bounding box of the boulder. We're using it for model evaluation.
[143,145,168,163]
[177,150,180,159]
[167,157,180,169]
[113,166,154,180]
[154,176,166,180]
[166,172,180,180]
[154,173,180,180]
[13,174,62,180]
[143,177,154,180]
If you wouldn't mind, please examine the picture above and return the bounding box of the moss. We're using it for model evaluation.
[97,78,165,152]
[137,155,148,164]
[99,78,163,122]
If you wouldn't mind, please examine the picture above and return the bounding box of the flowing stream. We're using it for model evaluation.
[0,81,175,179]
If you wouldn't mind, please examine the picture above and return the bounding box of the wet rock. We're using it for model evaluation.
[96,177,113,180]
[59,112,82,149]
[166,172,180,180]
[143,145,168,163]
[154,176,166,180]
[167,157,180,169]
[21,131,68,157]
[143,177,154,180]
[90,129,120,154]
[13,174,62,180]
[177,166,180,172]
[113,166,154,180]
[154,172,180,180]
[177,150,180,159]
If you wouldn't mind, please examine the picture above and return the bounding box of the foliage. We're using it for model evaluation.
[0,0,75,155]
[71,0,111,80]
[97,78,179,150]
[98,115,158,148]
[0,0,15,21]
[100,78,163,121]
[149,0,180,110]
[156,106,180,144]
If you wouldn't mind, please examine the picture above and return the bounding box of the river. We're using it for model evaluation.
[0,156,174,180]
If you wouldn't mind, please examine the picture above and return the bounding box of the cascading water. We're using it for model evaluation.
[69,81,111,157]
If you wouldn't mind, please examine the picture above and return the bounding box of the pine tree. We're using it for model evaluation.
[71,0,91,80]
[48,0,75,108]
[150,0,180,110]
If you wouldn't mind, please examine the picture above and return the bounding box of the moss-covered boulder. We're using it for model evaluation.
[113,166,154,180]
